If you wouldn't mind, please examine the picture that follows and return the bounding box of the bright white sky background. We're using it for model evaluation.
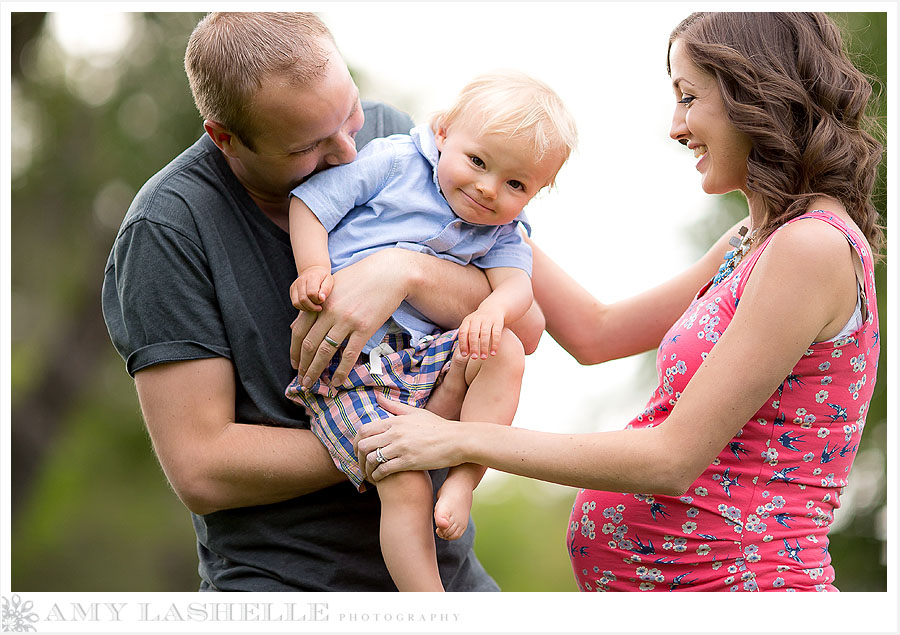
[322,2,711,441]
[21,0,900,527]
[37,3,893,453]
[2,2,897,629]
[46,3,718,448]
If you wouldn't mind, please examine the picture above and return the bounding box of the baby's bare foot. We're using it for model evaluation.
[434,478,473,541]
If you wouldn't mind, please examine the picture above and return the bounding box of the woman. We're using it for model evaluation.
[355,12,883,591]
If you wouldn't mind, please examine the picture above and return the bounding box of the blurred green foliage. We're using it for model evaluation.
[11,11,208,591]
[9,11,887,592]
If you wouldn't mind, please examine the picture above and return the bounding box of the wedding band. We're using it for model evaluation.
[323,335,340,347]
[375,447,389,464]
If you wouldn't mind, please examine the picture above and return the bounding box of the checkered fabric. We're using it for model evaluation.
[286,329,458,490]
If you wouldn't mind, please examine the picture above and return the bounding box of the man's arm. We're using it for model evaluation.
[135,357,344,515]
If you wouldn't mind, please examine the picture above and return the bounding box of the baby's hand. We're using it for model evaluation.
[457,307,505,359]
[290,266,334,312]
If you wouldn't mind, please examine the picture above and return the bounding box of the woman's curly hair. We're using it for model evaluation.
[668,12,884,254]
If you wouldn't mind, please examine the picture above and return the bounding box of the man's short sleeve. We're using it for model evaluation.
[103,211,231,376]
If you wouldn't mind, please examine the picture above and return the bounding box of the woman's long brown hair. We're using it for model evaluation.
[669,12,884,254]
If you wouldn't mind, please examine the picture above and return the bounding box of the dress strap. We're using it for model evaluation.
[735,211,876,319]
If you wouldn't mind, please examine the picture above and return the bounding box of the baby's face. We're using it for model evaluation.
[433,120,563,226]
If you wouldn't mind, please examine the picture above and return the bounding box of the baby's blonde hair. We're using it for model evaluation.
[430,71,578,176]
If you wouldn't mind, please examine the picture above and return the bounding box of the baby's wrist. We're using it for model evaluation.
[299,263,329,275]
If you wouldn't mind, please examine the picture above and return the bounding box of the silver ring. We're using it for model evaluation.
[375,447,389,464]
[323,335,340,347]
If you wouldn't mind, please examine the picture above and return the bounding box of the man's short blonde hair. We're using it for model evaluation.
[185,12,334,150]
[430,71,578,177]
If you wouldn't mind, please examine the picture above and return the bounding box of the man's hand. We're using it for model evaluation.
[290,250,408,388]
[290,248,494,389]
[290,266,334,312]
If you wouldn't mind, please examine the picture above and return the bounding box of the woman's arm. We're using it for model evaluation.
[357,220,858,494]
[528,217,748,364]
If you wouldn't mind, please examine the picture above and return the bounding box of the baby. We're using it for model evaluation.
[286,71,577,591]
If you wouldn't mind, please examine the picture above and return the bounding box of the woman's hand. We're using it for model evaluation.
[354,395,466,481]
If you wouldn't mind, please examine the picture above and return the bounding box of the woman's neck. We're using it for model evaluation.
[745,194,847,233]
[805,195,846,216]
[743,191,765,233]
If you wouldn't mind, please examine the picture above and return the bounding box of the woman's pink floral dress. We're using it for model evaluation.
[568,212,880,591]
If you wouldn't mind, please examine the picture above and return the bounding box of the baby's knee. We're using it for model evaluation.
[464,328,524,384]
[377,470,434,505]
[494,328,525,372]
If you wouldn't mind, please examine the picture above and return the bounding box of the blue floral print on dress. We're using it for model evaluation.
[566,213,880,591]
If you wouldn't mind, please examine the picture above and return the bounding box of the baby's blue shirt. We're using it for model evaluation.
[291,124,532,352]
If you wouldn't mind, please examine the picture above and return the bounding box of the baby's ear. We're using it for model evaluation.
[433,125,448,150]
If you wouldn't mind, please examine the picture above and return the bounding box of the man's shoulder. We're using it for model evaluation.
[119,136,225,235]
[357,101,414,149]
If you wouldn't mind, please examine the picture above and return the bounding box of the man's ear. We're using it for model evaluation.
[204,120,239,156]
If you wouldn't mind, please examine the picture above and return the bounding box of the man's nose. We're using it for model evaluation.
[324,133,357,166]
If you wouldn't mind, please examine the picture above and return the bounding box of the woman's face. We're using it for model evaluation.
[668,38,753,197]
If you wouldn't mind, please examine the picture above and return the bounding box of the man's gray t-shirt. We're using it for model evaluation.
[101,101,499,591]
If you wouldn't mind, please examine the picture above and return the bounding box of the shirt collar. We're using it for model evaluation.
[410,123,441,188]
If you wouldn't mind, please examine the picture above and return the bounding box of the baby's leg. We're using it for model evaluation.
[424,346,468,420]
[376,469,445,591]
[434,328,525,540]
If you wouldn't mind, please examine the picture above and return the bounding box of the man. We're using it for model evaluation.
[102,12,518,591]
